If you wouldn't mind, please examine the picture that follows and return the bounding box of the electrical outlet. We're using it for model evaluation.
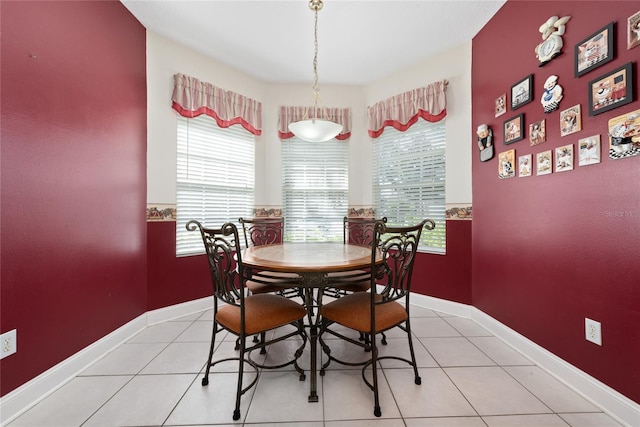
[1,329,17,359]
[585,318,602,346]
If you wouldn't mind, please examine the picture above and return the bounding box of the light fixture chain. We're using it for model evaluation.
[312,6,319,113]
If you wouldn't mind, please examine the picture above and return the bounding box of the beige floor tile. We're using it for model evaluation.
[559,412,624,426]
[404,417,486,427]
[420,337,496,367]
[386,367,477,418]
[444,317,492,337]
[126,321,191,343]
[79,342,167,375]
[244,370,324,423]
[468,336,533,366]
[83,374,195,426]
[6,376,131,427]
[483,414,571,426]
[411,317,462,337]
[505,366,600,413]
[445,366,551,416]
[322,369,401,420]
[165,372,256,425]
[140,341,210,374]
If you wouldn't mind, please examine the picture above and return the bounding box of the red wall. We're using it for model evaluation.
[146,218,473,308]
[147,222,212,310]
[413,220,472,304]
[472,1,640,404]
[0,1,147,396]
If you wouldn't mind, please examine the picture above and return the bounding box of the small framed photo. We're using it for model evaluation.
[588,62,634,116]
[628,10,640,50]
[504,113,524,145]
[608,108,640,160]
[555,144,574,172]
[578,135,601,166]
[498,149,516,179]
[536,150,552,176]
[511,75,533,110]
[575,22,614,77]
[560,104,582,136]
[529,119,546,146]
[518,154,532,177]
[495,93,507,117]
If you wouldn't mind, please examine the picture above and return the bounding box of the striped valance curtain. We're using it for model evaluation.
[367,80,448,138]
[171,73,262,136]
[278,106,352,140]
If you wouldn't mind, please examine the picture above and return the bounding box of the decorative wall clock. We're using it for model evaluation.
[535,15,571,66]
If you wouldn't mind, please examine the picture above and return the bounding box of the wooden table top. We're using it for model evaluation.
[241,242,378,273]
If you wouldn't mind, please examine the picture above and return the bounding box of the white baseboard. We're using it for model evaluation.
[409,294,639,427]
[0,296,212,426]
[470,308,640,427]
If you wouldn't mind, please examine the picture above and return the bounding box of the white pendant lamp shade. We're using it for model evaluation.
[288,118,343,143]
[288,0,342,142]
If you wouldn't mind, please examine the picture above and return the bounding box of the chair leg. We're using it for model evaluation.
[405,318,422,385]
[259,331,267,354]
[370,335,382,417]
[233,335,246,421]
[202,322,218,386]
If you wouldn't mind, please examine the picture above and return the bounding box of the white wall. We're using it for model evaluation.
[147,32,472,207]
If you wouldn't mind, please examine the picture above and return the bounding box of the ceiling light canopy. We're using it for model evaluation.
[288,0,343,143]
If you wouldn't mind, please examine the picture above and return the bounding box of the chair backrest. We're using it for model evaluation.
[239,217,284,247]
[372,219,436,302]
[186,220,243,307]
[343,216,387,246]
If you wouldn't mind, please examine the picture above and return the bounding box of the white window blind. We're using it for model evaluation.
[281,137,348,242]
[176,115,255,256]
[373,119,446,253]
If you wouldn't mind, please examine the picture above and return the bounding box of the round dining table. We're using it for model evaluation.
[241,242,380,402]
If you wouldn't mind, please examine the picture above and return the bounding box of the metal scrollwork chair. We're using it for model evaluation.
[327,216,388,295]
[327,216,388,344]
[239,217,303,350]
[187,220,307,421]
[319,219,435,417]
[238,217,301,296]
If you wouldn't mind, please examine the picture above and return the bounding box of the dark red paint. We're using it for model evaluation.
[147,221,213,310]
[472,1,640,404]
[1,1,147,396]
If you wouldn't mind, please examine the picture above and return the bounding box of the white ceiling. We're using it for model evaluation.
[121,0,506,86]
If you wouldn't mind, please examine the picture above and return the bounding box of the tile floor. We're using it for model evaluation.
[8,304,623,427]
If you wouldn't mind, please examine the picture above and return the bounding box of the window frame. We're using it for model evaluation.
[175,115,255,256]
[372,118,446,254]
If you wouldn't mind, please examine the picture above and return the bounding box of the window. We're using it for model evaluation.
[281,137,348,241]
[176,115,255,256]
[372,119,446,253]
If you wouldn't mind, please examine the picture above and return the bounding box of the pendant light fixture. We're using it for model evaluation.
[288,0,343,142]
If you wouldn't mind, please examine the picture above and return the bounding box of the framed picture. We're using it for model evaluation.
[560,104,582,136]
[555,144,574,172]
[504,113,524,145]
[536,150,552,176]
[498,149,516,179]
[628,10,640,50]
[511,75,533,110]
[575,22,614,77]
[578,135,601,166]
[529,119,546,146]
[495,93,507,117]
[588,62,634,116]
[518,154,532,177]
[608,108,640,160]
